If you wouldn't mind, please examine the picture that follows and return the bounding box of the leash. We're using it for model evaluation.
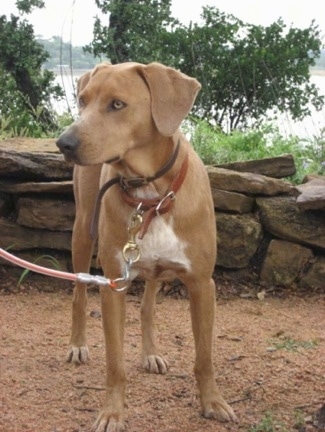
[0,247,129,292]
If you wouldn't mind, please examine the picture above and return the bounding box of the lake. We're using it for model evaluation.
[53,68,325,140]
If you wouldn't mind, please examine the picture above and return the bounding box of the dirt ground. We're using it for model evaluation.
[0,269,324,432]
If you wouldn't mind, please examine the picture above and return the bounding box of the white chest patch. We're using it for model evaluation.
[117,215,191,281]
[139,216,190,265]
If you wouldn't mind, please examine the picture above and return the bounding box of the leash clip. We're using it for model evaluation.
[122,211,143,263]
[110,259,133,292]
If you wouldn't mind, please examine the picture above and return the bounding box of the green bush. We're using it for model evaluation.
[185,118,324,184]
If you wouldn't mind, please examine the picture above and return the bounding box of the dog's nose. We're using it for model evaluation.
[56,131,79,157]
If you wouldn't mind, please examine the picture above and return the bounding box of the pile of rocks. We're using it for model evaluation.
[0,138,324,290]
[208,159,325,289]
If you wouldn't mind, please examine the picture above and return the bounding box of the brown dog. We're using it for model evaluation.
[56,62,236,431]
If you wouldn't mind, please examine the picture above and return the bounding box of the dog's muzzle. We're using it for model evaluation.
[56,131,80,160]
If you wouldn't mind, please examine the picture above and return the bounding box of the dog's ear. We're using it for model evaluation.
[76,62,112,97]
[140,63,201,137]
[76,71,91,96]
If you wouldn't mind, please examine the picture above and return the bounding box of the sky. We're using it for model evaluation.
[1,0,325,46]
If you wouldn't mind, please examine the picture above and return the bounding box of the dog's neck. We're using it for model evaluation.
[112,135,185,194]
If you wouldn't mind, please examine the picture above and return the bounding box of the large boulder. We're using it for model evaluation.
[216,154,296,178]
[0,218,72,251]
[260,239,314,287]
[0,138,73,180]
[299,256,325,289]
[211,188,254,213]
[256,196,325,251]
[207,166,296,196]
[296,175,325,211]
[16,196,75,231]
[216,213,263,268]
[0,180,73,194]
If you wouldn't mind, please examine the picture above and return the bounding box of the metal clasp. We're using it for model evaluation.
[122,210,143,263]
[110,258,133,292]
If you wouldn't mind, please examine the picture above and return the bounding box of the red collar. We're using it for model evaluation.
[120,152,188,239]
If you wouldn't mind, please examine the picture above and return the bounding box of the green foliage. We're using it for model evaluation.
[86,0,178,64]
[0,10,63,135]
[88,2,324,132]
[249,412,288,432]
[179,9,324,130]
[269,336,318,352]
[16,0,45,14]
[185,119,325,184]
[1,0,324,144]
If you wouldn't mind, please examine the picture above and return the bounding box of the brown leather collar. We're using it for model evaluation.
[90,141,187,240]
[120,152,188,239]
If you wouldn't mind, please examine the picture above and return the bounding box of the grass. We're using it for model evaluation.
[184,119,325,184]
[0,110,74,139]
[17,254,61,287]
[249,409,307,431]
[249,411,288,432]
[269,336,319,352]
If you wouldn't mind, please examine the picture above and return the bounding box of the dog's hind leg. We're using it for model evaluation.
[67,165,101,364]
[140,281,169,374]
[185,275,238,423]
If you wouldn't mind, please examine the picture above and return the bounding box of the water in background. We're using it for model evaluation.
[53,68,325,140]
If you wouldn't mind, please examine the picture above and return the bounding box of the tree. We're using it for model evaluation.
[0,1,63,135]
[180,8,324,130]
[88,3,324,132]
[86,0,179,64]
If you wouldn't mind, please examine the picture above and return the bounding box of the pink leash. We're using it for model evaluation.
[0,247,116,288]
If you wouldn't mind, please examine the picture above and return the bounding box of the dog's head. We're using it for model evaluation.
[56,62,201,165]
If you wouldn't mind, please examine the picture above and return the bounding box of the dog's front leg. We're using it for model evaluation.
[141,281,168,374]
[93,287,127,432]
[68,218,95,364]
[68,164,101,364]
[186,276,238,423]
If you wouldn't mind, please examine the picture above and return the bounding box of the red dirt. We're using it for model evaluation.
[0,272,324,432]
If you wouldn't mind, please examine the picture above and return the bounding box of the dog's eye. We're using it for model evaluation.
[78,97,85,109]
[111,100,125,111]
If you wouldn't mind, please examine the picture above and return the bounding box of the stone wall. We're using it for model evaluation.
[0,139,324,290]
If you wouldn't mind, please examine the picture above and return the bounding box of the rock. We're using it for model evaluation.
[216,154,296,178]
[0,180,73,194]
[207,166,296,196]
[260,239,314,287]
[0,193,12,216]
[299,256,325,289]
[211,188,254,213]
[216,213,263,268]
[0,218,72,251]
[256,196,325,250]
[296,175,325,211]
[0,138,73,180]
[16,196,75,231]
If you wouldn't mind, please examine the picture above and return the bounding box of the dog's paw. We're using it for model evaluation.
[92,411,125,432]
[66,345,89,364]
[202,398,238,423]
[143,354,169,374]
